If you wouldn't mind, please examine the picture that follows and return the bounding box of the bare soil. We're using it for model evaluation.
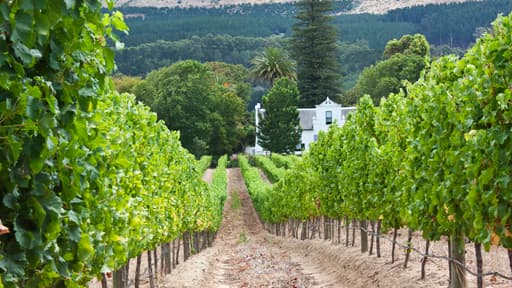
[203,168,215,184]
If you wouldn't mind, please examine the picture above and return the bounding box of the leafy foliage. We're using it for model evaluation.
[112,74,142,93]
[270,153,299,169]
[209,155,229,231]
[244,14,512,286]
[257,78,302,154]
[115,34,286,76]
[384,0,512,47]
[0,2,223,286]
[254,156,286,183]
[250,47,296,86]
[291,0,342,107]
[238,155,274,222]
[133,60,250,157]
[198,156,213,172]
[352,34,430,105]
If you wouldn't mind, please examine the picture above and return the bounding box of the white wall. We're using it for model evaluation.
[253,98,355,155]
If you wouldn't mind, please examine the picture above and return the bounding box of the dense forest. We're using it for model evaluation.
[116,1,352,46]
[116,0,511,48]
[115,35,285,75]
[383,0,512,47]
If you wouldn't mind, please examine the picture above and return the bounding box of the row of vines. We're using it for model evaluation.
[246,13,512,288]
[0,1,224,287]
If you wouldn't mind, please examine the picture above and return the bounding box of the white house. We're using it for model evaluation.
[253,97,355,155]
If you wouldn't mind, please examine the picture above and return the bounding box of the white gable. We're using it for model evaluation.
[253,97,355,154]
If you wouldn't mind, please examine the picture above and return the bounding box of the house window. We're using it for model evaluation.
[325,111,332,125]
[314,134,318,141]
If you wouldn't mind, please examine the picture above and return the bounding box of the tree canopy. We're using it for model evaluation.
[133,60,250,157]
[249,47,296,86]
[351,34,430,105]
[257,78,302,154]
[291,0,342,107]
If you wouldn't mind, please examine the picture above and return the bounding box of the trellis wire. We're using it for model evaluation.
[352,223,512,281]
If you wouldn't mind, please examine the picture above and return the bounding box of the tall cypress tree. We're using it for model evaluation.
[291,0,342,107]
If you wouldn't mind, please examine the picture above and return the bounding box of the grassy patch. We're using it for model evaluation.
[231,190,241,211]
[238,230,249,243]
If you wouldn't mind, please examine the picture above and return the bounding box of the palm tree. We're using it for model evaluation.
[250,47,297,86]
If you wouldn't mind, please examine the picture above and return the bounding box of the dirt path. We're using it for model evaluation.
[202,168,215,184]
[161,168,338,287]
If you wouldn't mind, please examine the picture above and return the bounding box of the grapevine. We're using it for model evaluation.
[243,12,512,287]
[0,1,222,286]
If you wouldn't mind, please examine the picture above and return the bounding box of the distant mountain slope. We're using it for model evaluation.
[349,0,478,14]
[115,0,479,14]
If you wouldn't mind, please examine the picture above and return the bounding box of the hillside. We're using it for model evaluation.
[349,0,476,14]
[115,0,479,14]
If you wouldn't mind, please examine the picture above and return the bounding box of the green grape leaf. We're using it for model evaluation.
[77,234,94,262]
[11,12,34,44]
[0,253,26,278]
[12,43,41,66]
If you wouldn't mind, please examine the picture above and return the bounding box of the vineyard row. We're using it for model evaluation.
[0,2,226,287]
[242,12,512,288]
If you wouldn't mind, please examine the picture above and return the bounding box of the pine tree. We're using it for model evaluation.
[291,0,342,107]
[257,78,302,154]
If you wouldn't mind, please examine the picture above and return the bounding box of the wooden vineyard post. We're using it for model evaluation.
[177,237,182,265]
[113,263,128,288]
[360,220,368,253]
[194,232,200,254]
[301,221,307,240]
[183,232,191,261]
[125,260,130,286]
[310,219,317,240]
[376,220,381,258]
[207,232,212,247]
[391,228,398,264]
[403,229,413,268]
[162,242,171,275]
[449,233,467,288]
[475,243,482,288]
[153,248,158,283]
[316,217,321,239]
[135,254,142,288]
[172,239,177,267]
[345,218,350,247]
[508,249,512,279]
[101,273,108,288]
[351,220,357,247]
[324,216,329,240]
[148,250,155,288]
[421,240,430,280]
[331,218,335,243]
[337,219,341,244]
[369,221,375,255]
